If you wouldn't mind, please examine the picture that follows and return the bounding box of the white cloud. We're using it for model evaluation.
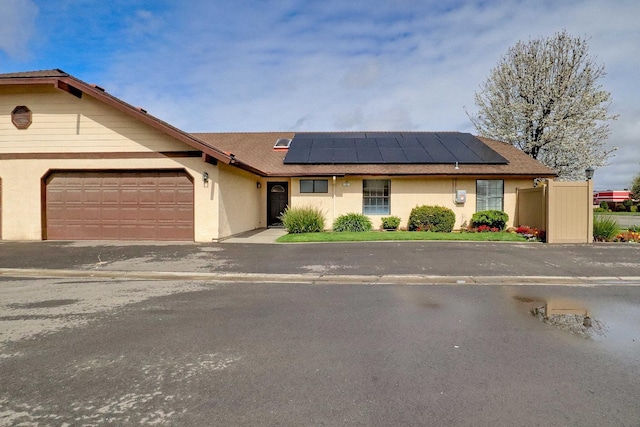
[0,0,38,60]
[7,0,635,189]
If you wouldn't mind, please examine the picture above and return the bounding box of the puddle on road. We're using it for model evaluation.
[513,295,640,359]
[530,301,606,340]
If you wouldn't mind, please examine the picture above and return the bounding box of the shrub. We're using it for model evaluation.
[381,216,401,230]
[622,199,633,212]
[471,210,509,230]
[599,201,609,210]
[408,205,455,232]
[333,213,373,232]
[631,206,638,213]
[615,204,627,212]
[628,224,640,233]
[593,207,607,212]
[280,205,325,233]
[593,215,620,242]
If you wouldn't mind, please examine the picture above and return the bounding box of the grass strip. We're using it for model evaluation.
[277,231,528,243]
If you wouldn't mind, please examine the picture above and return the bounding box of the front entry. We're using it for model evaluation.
[267,182,288,227]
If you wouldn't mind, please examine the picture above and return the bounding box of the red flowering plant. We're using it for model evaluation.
[474,225,501,233]
[516,225,546,242]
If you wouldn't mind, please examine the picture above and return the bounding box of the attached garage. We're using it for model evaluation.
[44,170,194,241]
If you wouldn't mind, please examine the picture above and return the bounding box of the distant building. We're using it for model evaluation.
[593,190,632,205]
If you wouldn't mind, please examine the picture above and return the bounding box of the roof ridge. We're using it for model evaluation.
[0,69,69,79]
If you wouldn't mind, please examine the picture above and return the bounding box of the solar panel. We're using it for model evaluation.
[309,147,334,163]
[402,147,433,163]
[379,147,407,163]
[375,137,401,148]
[282,132,508,165]
[417,134,457,163]
[333,148,358,163]
[444,135,483,163]
[357,148,383,163]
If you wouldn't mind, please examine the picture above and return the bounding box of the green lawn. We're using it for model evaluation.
[277,231,528,243]
[594,211,640,216]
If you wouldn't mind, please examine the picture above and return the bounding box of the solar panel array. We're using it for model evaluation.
[283,132,508,165]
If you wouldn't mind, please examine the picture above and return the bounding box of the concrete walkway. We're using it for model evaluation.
[221,228,288,244]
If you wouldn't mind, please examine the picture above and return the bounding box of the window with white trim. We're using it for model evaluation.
[300,179,328,193]
[476,180,504,211]
[363,179,390,215]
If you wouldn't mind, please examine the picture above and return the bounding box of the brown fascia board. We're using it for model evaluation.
[267,172,556,178]
[0,74,233,166]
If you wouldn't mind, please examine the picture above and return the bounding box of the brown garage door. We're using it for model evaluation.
[45,170,194,241]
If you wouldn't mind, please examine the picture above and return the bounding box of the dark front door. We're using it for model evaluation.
[267,182,288,227]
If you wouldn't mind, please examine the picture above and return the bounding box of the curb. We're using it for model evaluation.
[2,268,640,286]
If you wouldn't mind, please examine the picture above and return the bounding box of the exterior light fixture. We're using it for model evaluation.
[454,161,459,170]
[342,181,351,187]
[585,167,595,180]
[203,172,209,183]
[257,182,261,189]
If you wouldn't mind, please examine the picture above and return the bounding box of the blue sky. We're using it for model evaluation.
[1,0,638,190]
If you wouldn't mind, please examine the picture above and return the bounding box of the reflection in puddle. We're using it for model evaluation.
[531,301,607,340]
[513,294,640,360]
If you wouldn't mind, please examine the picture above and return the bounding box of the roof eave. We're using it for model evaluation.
[0,74,233,166]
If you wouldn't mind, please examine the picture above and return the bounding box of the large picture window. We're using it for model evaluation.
[300,179,328,193]
[363,179,390,215]
[476,180,504,211]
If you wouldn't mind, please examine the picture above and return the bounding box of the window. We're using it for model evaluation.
[300,179,328,193]
[363,179,390,215]
[476,180,504,211]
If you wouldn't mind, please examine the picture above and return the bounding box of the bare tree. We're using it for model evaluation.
[468,30,617,180]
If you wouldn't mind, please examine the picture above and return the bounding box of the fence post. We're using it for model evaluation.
[587,178,594,243]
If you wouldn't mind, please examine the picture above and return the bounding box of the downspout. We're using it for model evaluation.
[332,176,336,225]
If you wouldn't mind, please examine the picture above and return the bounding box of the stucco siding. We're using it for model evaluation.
[217,163,261,239]
[289,176,535,230]
[0,157,219,241]
[0,84,224,242]
[0,86,186,153]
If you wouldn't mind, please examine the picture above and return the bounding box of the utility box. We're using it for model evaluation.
[455,190,466,204]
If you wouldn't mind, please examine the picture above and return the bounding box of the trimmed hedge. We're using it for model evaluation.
[471,210,509,230]
[408,205,455,232]
[333,213,373,232]
[280,205,325,233]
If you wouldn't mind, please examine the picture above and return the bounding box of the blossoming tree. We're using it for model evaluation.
[468,30,617,180]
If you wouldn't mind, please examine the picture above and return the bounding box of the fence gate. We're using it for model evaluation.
[516,180,593,244]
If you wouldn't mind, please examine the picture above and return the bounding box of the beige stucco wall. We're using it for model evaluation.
[290,176,535,230]
[0,86,187,153]
[217,162,262,239]
[0,85,225,242]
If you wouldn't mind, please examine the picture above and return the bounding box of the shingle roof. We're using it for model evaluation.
[193,132,557,177]
[0,69,69,78]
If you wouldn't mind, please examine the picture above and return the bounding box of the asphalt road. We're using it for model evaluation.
[1,240,640,278]
[1,278,639,426]
[597,214,640,229]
